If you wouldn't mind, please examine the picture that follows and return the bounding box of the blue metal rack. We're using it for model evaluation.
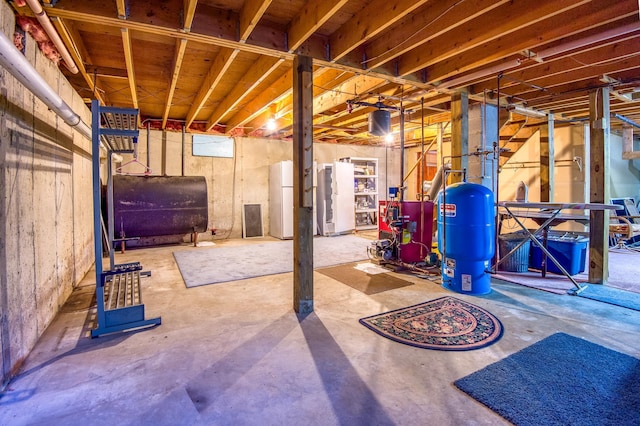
[91,100,161,337]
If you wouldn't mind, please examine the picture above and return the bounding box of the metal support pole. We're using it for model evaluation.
[91,100,106,331]
[108,152,115,269]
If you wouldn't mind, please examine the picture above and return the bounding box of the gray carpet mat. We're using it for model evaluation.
[174,234,372,287]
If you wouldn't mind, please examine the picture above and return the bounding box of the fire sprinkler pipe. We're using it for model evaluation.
[0,28,91,139]
[24,0,79,74]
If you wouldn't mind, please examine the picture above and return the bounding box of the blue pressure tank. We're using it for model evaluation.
[437,182,495,295]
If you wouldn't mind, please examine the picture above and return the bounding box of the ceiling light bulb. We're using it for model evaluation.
[385,133,394,144]
[267,118,277,131]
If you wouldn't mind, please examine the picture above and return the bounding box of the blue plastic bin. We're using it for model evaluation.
[529,234,588,276]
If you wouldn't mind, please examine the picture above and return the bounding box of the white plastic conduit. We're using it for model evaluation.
[0,28,91,139]
[25,0,79,74]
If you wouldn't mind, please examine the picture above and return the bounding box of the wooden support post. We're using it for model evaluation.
[292,55,314,314]
[540,113,555,202]
[621,126,639,159]
[451,91,468,183]
[588,88,610,284]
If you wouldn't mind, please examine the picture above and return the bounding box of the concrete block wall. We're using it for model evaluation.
[1,3,94,388]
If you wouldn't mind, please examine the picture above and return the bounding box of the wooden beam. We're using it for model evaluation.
[471,35,640,96]
[329,0,429,62]
[51,17,105,105]
[621,126,638,159]
[354,0,507,70]
[539,114,554,202]
[185,47,239,128]
[248,68,354,133]
[293,55,314,314]
[43,7,429,92]
[239,0,273,42]
[287,0,349,52]
[162,38,188,129]
[499,50,640,101]
[224,67,295,132]
[116,0,127,19]
[588,88,610,284]
[206,56,284,130]
[314,74,387,114]
[85,66,128,79]
[397,0,589,77]
[183,0,198,31]
[120,27,138,109]
[450,91,468,184]
[421,1,637,84]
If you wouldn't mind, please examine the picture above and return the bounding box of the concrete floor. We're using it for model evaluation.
[1,236,639,426]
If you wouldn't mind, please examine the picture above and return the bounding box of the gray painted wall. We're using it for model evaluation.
[1,3,94,388]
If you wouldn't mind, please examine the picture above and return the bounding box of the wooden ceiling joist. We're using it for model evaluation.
[17,0,639,144]
[162,38,188,129]
[120,27,138,109]
[206,56,284,130]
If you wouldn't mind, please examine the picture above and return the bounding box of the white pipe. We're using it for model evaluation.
[25,0,79,74]
[0,28,91,139]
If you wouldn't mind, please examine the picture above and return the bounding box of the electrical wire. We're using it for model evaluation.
[361,0,467,66]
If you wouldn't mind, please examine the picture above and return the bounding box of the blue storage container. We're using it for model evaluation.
[438,182,495,295]
[529,234,587,276]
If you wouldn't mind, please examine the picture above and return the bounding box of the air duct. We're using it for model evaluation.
[368,109,390,136]
[0,28,91,139]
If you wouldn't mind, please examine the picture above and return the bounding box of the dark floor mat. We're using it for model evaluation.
[317,263,413,295]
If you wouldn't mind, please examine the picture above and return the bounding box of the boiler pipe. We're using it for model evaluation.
[147,121,151,170]
[613,113,640,129]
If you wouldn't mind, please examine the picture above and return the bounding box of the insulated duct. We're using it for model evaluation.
[0,28,91,139]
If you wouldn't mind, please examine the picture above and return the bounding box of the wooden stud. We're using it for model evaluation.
[588,88,610,284]
[621,126,639,159]
[450,91,468,184]
[539,113,555,202]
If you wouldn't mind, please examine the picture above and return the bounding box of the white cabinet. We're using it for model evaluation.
[341,157,379,230]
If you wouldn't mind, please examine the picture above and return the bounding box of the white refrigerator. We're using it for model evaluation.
[317,161,355,236]
[269,160,317,239]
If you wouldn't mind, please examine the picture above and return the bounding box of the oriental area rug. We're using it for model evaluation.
[359,296,503,351]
